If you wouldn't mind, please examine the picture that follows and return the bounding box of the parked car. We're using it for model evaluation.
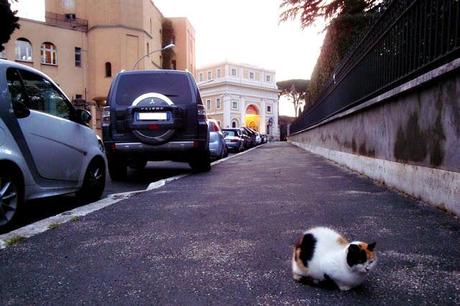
[0,60,106,230]
[260,134,268,144]
[239,127,253,149]
[102,70,211,179]
[222,128,245,152]
[242,127,257,147]
[255,131,262,145]
[207,119,228,160]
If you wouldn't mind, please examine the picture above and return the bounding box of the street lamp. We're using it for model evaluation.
[132,43,175,70]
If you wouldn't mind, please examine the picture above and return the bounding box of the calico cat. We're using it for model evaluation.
[292,226,377,291]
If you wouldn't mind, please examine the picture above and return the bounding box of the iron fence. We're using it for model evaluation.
[290,0,460,134]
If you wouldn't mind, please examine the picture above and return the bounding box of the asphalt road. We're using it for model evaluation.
[0,142,459,305]
[2,161,192,234]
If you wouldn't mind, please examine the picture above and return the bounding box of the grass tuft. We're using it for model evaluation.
[5,235,26,246]
[48,223,60,230]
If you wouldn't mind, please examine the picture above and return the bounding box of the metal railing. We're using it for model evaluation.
[290,0,460,134]
[45,12,88,32]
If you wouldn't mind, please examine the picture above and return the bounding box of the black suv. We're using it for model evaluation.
[102,70,210,180]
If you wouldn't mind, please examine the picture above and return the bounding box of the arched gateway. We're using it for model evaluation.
[245,104,260,131]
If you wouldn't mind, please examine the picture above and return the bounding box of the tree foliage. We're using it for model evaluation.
[277,79,310,117]
[279,0,386,114]
[307,13,373,106]
[0,0,20,52]
[279,0,379,29]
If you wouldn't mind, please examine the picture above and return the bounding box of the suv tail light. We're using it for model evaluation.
[197,104,207,121]
[102,106,110,127]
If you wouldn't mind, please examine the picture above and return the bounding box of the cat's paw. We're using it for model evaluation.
[292,273,304,282]
[338,285,352,291]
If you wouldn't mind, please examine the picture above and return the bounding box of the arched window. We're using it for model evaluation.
[231,119,239,128]
[105,62,112,77]
[41,42,57,65]
[15,38,33,62]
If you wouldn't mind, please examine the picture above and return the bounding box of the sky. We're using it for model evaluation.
[11,0,325,116]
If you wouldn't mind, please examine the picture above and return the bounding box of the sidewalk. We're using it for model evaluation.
[0,142,459,305]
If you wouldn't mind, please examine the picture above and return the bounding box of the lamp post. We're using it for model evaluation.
[132,43,175,70]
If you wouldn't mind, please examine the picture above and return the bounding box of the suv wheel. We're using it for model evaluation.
[108,157,127,181]
[0,168,24,231]
[189,153,211,172]
[77,159,106,201]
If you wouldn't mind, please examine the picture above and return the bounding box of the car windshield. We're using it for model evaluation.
[115,73,192,105]
[223,130,236,137]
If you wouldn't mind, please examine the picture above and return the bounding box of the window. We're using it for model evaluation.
[231,119,238,128]
[15,38,33,62]
[0,49,6,59]
[207,71,212,80]
[206,99,211,110]
[216,98,221,109]
[64,13,76,21]
[8,68,72,119]
[116,74,193,105]
[199,73,203,82]
[147,42,149,56]
[41,42,57,65]
[249,72,255,80]
[231,68,237,76]
[105,62,112,77]
[6,69,27,111]
[217,69,221,78]
[266,75,271,82]
[75,47,81,67]
[231,100,238,110]
[267,105,272,113]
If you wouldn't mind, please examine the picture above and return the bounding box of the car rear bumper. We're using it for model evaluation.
[105,140,208,161]
[113,141,197,152]
[225,141,241,150]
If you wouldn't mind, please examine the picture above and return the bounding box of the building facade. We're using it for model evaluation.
[1,0,195,132]
[196,62,279,138]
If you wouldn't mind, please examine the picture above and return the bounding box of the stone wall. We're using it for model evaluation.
[289,60,460,216]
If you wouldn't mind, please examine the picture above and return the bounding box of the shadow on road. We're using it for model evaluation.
[2,161,192,234]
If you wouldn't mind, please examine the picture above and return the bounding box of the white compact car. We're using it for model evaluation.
[0,60,106,230]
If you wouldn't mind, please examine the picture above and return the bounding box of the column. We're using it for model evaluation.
[260,98,266,134]
[223,93,231,128]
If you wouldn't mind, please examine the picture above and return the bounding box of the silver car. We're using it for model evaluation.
[0,60,106,230]
[207,119,228,160]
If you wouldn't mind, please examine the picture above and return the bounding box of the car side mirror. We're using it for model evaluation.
[13,101,30,118]
[76,109,92,124]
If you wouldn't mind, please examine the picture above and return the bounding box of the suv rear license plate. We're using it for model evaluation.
[137,112,167,120]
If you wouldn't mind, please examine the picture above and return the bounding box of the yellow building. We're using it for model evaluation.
[0,0,195,132]
[196,62,280,139]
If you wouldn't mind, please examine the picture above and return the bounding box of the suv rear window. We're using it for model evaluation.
[114,73,193,105]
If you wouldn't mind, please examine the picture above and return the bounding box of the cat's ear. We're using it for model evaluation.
[367,242,376,251]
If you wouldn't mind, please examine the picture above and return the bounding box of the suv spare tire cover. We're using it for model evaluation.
[131,92,176,144]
